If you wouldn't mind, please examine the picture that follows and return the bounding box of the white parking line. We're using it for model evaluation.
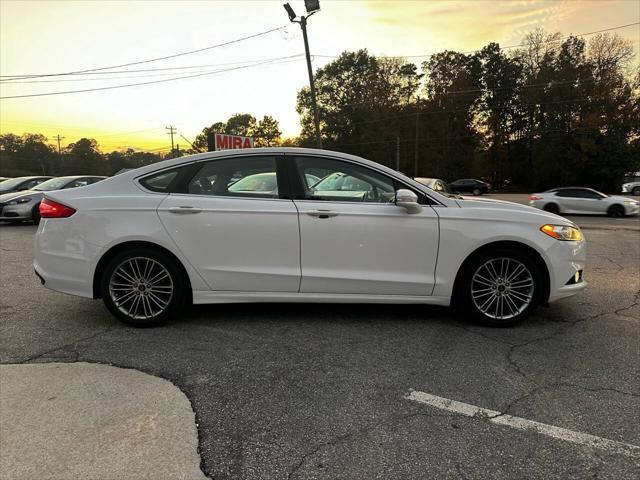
[405,390,640,459]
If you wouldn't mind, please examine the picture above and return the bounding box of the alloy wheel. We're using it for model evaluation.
[471,257,534,320]
[108,257,174,320]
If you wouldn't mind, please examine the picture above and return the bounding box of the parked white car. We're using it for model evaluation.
[529,187,639,217]
[34,148,586,327]
[621,181,640,196]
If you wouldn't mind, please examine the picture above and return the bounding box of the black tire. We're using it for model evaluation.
[455,246,544,327]
[472,188,481,196]
[100,247,186,327]
[608,204,625,217]
[543,203,560,215]
[32,204,41,224]
[631,187,640,196]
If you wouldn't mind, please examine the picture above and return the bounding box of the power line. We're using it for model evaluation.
[0,55,305,83]
[0,56,303,100]
[0,26,288,81]
[313,22,640,60]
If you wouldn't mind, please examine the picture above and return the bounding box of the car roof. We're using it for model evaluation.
[547,186,592,192]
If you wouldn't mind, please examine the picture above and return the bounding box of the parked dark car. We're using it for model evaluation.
[448,178,490,195]
[0,176,52,194]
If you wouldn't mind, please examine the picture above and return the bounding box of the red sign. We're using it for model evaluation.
[214,133,254,150]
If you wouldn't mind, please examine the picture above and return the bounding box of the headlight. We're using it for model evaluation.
[623,200,638,205]
[6,198,32,205]
[540,224,583,241]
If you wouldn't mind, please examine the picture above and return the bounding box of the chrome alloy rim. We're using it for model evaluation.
[109,257,173,320]
[471,257,534,320]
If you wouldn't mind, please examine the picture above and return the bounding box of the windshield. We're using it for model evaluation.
[34,177,73,191]
[0,177,32,191]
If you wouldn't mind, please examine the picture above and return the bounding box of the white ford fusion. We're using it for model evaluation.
[34,148,586,327]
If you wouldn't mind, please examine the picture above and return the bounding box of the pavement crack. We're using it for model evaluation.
[14,327,113,365]
[614,290,639,317]
[286,411,449,479]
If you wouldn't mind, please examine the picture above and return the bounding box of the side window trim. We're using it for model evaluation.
[288,155,436,206]
[149,155,287,200]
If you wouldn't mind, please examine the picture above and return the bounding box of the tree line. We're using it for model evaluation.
[0,113,284,177]
[1,29,638,191]
[296,30,639,191]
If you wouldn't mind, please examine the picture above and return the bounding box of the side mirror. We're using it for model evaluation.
[395,189,422,214]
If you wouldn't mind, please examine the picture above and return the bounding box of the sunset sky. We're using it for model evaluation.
[1,0,638,153]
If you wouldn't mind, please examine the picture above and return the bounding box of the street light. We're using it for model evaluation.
[283,2,323,149]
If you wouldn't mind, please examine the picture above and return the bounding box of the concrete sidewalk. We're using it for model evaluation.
[0,362,206,480]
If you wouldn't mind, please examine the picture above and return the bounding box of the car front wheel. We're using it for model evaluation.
[101,248,186,326]
[457,248,543,326]
[632,187,640,196]
[607,205,625,217]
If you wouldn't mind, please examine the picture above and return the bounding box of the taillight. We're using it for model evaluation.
[39,199,76,218]
[529,195,542,201]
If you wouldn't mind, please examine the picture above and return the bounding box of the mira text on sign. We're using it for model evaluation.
[215,133,254,150]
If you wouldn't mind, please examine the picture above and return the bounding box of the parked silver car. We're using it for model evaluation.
[0,175,105,223]
[529,187,639,217]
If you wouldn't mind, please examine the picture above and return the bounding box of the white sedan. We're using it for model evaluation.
[529,187,639,217]
[34,148,586,327]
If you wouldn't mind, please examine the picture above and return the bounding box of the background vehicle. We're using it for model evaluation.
[0,176,105,223]
[34,148,586,328]
[621,181,640,196]
[414,177,452,195]
[449,178,490,195]
[0,176,52,194]
[529,187,639,217]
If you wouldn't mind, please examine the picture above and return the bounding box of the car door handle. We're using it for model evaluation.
[168,206,202,214]
[306,209,339,219]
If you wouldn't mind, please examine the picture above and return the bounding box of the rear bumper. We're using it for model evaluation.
[33,220,100,298]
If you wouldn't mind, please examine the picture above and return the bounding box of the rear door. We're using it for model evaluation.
[289,155,440,296]
[155,155,301,292]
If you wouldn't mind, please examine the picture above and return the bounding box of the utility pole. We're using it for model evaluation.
[166,125,176,157]
[284,1,322,149]
[54,134,65,156]
[414,98,420,177]
[396,136,400,172]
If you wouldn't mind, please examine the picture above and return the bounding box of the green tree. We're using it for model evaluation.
[253,115,282,147]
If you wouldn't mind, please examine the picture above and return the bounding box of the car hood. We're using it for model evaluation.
[0,190,42,203]
[454,195,573,224]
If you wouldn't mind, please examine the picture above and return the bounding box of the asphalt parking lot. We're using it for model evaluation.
[1,208,639,479]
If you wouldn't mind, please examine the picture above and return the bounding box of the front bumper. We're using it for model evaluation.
[623,203,640,215]
[546,238,587,303]
[0,202,34,221]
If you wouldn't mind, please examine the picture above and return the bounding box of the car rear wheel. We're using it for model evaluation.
[101,248,186,327]
[543,203,560,214]
[472,188,481,196]
[607,204,624,217]
[456,247,542,327]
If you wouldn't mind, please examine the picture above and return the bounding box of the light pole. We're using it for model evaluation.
[284,1,322,149]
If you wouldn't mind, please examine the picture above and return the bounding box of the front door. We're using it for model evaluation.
[290,155,440,296]
[156,155,300,292]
